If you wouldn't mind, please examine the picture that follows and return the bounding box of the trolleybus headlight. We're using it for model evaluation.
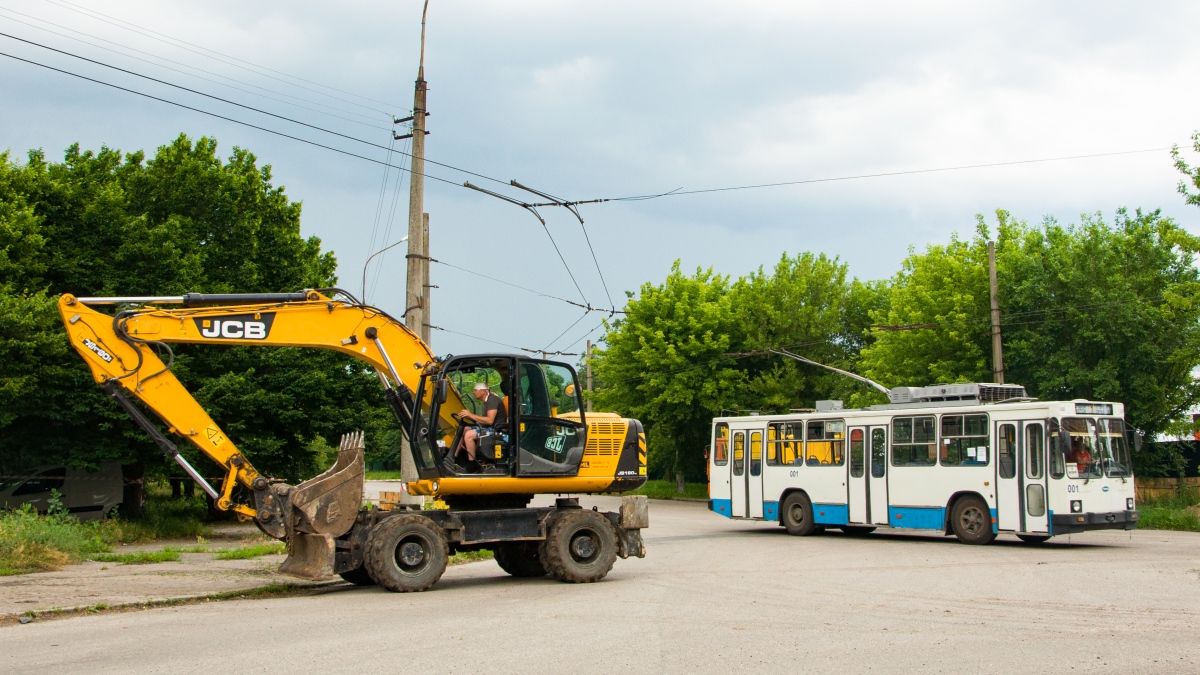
[1127,498,1134,510]
[1070,500,1083,513]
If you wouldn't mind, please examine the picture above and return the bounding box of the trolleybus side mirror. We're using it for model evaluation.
[1059,428,1072,452]
[1132,429,1144,453]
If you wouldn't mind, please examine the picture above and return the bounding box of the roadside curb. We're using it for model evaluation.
[646,496,708,503]
[0,580,344,628]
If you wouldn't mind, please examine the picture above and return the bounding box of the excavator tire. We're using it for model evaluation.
[338,565,376,586]
[493,541,547,577]
[364,514,448,592]
[540,509,618,583]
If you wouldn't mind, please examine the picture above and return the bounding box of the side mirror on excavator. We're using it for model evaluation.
[435,378,448,405]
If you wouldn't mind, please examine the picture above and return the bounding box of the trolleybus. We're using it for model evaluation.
[708,382,1140,544]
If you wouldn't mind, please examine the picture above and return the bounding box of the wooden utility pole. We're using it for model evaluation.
[586,339,594,412]
[400,0,430,498]
[988,241,1004,384]
[405,0,429,342]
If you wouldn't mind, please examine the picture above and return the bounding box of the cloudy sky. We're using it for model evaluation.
[2,1,1199,357]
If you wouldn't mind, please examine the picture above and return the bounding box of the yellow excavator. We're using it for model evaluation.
[58,289,647,592]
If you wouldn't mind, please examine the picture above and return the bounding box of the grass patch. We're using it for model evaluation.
[0,506,112,575]
[449,549,494,565]
[0,480,213,576]
[214,541,287,560]
[365,471,404,480]
[625,479,708,500]
[90,549,181,565]
[1136,488,1200,532]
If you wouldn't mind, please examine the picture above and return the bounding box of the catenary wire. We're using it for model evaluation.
[601,148,1173,202]
[0,50,466,186]
[420,254,624,315]
[0,7,391,124]
[541,311,590,352]
[37,0,402,112]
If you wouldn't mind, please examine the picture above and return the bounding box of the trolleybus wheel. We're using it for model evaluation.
[780,492,817,536]
[950,496,996,545]
[840,525,876,536]
[364,514,448,592]
[1016,534,1050,545]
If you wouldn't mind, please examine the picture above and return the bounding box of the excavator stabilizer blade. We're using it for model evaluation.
[278,431,365,580]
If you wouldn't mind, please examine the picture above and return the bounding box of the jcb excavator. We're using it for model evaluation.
[58,289,648,592]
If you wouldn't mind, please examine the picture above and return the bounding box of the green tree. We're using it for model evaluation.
[0,136,391,481]
[592,254,874,481]
[861,209,1200,439]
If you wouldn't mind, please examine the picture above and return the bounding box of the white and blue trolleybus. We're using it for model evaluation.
[708,380,1140,544]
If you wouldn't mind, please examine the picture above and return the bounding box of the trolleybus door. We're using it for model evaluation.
[847,427,868,523]
[1020,421,1049,533]
[868,426,889,525]
[730,431,748,518]
[995,422,1022,531]
[747,430,765,518]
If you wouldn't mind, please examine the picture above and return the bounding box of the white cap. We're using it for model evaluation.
[474,382,489,391]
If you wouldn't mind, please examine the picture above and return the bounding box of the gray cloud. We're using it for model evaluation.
[2,0,1198,356]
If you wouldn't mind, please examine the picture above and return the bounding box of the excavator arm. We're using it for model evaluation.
[57,290,461,521]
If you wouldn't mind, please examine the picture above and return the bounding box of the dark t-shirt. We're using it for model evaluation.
[482,392,507,429]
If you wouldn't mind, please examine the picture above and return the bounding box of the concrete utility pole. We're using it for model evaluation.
[586,339,594,412]
[405,0,429,342]
[400,0,430,499]
[421,212,431,344]
[988,241,1005,384]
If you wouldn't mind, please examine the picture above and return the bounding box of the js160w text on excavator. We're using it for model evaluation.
[58,289,648,592]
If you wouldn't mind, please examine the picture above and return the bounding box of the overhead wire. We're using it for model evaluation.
[0,7,391,125]
[38,0,402,112]
[0,50,467,185]
[541,311,590,353]
[423,255,622,314]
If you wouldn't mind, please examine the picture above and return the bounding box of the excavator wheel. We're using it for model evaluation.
[338,565,376,586]
[493,541,547,577]
[364,514,448,592]
[540,509,618,583]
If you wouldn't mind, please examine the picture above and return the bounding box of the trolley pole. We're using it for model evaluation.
[586,339,594,412]
[988,240,1005,384]
[400,1,430,501]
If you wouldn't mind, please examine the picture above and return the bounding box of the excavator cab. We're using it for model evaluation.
[416,355,588,478]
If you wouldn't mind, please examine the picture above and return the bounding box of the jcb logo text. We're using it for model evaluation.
[193,313,275,340]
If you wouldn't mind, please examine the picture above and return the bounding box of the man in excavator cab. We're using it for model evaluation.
[457,381,508,471]
[55,289,649,592]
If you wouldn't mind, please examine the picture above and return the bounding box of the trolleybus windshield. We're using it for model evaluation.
[1060,418,1103,479]
[1098,418,1131,478]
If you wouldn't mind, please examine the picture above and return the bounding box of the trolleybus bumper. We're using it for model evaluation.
[1051,510,1139,534]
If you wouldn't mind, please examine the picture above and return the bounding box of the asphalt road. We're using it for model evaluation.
[3,496,1198,674]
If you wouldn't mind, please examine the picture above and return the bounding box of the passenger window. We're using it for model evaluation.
[891,416,936,466]
[998,423,1016,479]
[871,428,886,478]
[805,420,845,466]
[713,423,729,466]
[12,467,66,496]
[850,428,865,478]
[1025,424,1044,479]
[732,432,745,476]
[940,414,990,466]
[750,431,763,476]
[768,422,802,466]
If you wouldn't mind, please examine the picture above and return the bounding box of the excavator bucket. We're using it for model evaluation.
[279,431,365,580]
